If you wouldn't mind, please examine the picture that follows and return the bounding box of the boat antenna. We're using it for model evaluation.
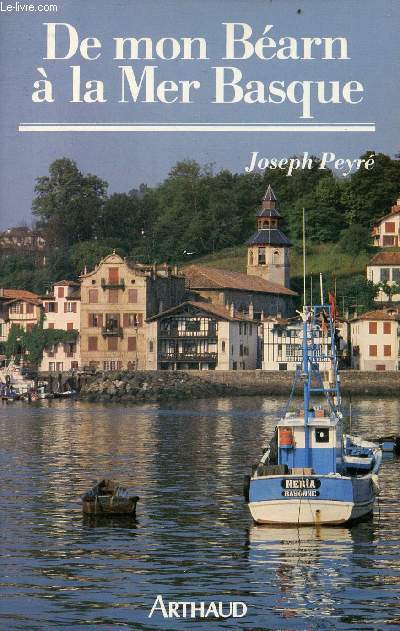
[302,207,306,308]
[319,272,324,305]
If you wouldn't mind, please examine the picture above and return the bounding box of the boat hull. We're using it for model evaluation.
[248,474,376,525]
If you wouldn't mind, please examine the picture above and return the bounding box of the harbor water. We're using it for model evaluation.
[0,396,399,630]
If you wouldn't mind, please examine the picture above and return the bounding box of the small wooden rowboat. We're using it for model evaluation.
[82,479,139,516]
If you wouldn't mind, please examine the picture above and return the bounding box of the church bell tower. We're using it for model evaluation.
[246,185,291,288]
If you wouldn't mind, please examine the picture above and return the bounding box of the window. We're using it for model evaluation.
[56,362,63,372]
[128,337,137,352]
[258,247,266,265]
[65,302,76,313]
[65,343,75,357]
[315,428,330,443]
[108,289,119,304]
[221,341,226,352]
[89,289,98,304]
[26,303,34,314]
[128,289,138,303]
[108,337,118,351]
[392,268,400,283]
[385,222,395,233]
[67,322,73,331]
[369,345,377,357]
[149,340,153,353]
[105,314,119,330]
[383,322,391,334]
[123,313,143,327]
[239,344,244,356]
[249,325,252,336]
[89,313,102,327]
[46,302,56,313]
[49,362,55,372]
[71,361,78,370]
[383,236,395,246]
[57,287,64,298]
[384,345,392,357]
[369,322,377,334]
[88,336,98,351]
[380,268,390,282]
[376,365,386,371]
[9,303,22,314]
[108,267,119,283]
[186,320,201,332]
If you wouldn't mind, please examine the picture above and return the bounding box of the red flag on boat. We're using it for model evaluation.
[328,291,337,320]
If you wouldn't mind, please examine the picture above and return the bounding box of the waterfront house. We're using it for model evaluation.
[350,308,400,371]
[79,252,185,371]
[146,301,258,370]
[371,197,400,247]
[0,289,41,343]
[262,315,341,371]
[366,251,400,303]
[40,280,81,373]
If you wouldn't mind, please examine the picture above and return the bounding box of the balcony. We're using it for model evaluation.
[159,330,217,339]
[101,278,125,290]
[158,352,218,362]
[102,326,123,337]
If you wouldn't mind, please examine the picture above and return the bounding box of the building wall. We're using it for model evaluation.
[372,205,400,247]
[217,320,257,370]
[80,253,185,371]
[367,264,400,302]
[262,320,333,371]
[350,319,399,371]
[247,244,290,287]
[40,283,81,372]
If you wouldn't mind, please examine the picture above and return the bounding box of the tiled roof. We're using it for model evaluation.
[148,300,256,323]
[0,289,40,301]
[352,309,400,322]
[246,229,291,247]
[368,251,400,265]
[54,279,80,287]
[256,208,281,218]
[183,265,296,296]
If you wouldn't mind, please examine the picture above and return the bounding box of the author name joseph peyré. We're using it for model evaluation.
[245,151,375,177]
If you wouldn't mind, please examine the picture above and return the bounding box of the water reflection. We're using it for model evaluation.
[0,396,399,630]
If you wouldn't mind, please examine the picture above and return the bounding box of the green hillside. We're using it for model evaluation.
[185,243,370,280]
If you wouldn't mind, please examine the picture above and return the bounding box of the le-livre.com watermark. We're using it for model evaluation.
[0,1,58,13]
[148,595,247,620]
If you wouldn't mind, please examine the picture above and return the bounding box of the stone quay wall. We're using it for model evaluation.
[79,370,400,403]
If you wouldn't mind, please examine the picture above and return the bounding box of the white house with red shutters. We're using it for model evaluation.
[350,308,400,371]
[371,197,400,247]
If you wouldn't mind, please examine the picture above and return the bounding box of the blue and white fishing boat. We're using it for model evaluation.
[244,304,382,526]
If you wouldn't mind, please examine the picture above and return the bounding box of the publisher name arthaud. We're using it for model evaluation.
[149,595,247,619]
[245,151,375,177]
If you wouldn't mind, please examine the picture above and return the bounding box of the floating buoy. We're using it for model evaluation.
[279,427,294,448]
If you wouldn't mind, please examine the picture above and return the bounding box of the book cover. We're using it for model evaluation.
[0,1,399,629]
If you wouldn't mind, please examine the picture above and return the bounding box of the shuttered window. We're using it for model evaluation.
[108,267,119,283]
[88,336,98,351]
[128,337,137,352]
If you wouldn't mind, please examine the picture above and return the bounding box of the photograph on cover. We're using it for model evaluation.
[0,0,399,628]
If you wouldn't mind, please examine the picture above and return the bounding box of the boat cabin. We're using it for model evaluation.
[276,408,343,475]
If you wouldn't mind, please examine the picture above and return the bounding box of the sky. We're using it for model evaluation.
[0,0,399,230]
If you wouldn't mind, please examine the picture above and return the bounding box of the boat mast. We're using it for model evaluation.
[302,208,310,466]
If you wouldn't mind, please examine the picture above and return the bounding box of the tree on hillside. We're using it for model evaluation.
[32,158,108,248]
[343,152,400,227]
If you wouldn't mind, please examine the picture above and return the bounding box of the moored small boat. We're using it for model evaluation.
[82,479,139,516]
